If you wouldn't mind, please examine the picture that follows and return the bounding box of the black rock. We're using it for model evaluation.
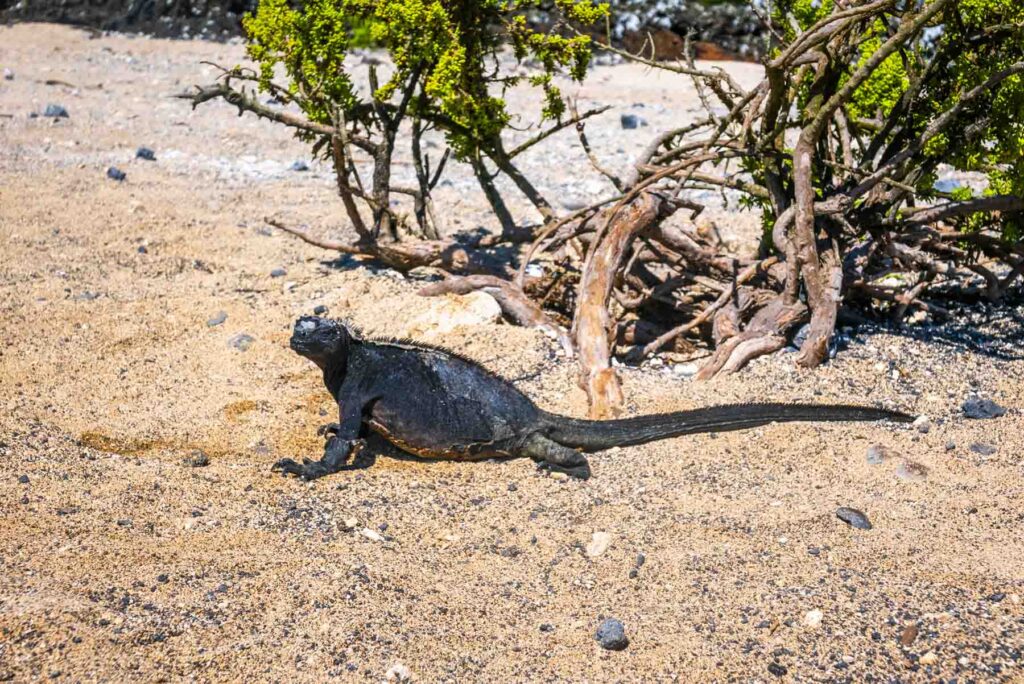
[989,592,1006,602]
[290,160,309,172]
[43,104,69,118]
[836,506,872,530]
[313,304,328,315]
[620,113,642,129]
[539,623,554,632]
[970,442,997,456]
[963,398,1006,420]
[270,268,287,278]
[207,311,228,327]
[767,662,788,677]
[135,146,156,161]
[106,166,126,181]
[137,245,148,254]
[17,474,29,484]
[595,617,629,650]
[156,574,169,583]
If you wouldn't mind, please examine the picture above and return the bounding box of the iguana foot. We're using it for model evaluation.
[317,422,341,438]
[521,433,592,480]
[537,460,591,480]
[272,438,367,481]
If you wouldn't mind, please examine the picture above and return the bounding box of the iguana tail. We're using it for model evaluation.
[543,403,913,453]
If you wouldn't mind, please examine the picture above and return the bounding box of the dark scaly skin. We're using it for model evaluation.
[273,316,913,481]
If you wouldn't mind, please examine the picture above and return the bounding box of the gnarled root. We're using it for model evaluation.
[695,296,807,380]
[572,191,677,418]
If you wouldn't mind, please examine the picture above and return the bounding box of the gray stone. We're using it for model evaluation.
[290,160,309,172]
[183,450,210,467]
[136,146,156,161]
[106,166,126,182]
[595,617,629,650]
[207,311,227,327]
[836,506,872,530]
[970,442,997,456]
[962,398,1006,420]
[620,113,644,129]
[270,268,287,278]
[43,104,68,118]
[229,333,255,351]
[866,445,888,465]
[896,460,929,482]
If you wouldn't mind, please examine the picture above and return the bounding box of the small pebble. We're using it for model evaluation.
[912,415,931,433]
[673,363,699,377]
[896,460,929,482]
[595,617,629,650]
[183,450,210,468]
[290,160,309,172]
[207,311,227,327]
[107,167,126,182]
[620,113,643,129]
[137,245,148,254]
[866,444,888,465]
[836,506,872,530]
[919,651,938,666]
[17,474,29,484]
[586,531,612,558]
[135,146,156,161]
[3,68,13,80]
[767,662,787,677]
[270,268,287,278]
[156,574,169,584]
[313,304,328,315]
[962,398,1006,419]
[804,609,823,628]
[970,442,997,456]
[900,623,919,646]
[988,592,1006,602]
[229,333,255,351]
[385,662,412,682]
[945,440,956,451]
[43,104,69,118]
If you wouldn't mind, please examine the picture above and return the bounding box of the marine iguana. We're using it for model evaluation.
[273,316,912,481]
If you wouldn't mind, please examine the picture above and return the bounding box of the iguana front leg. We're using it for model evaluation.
[273,398,367,480]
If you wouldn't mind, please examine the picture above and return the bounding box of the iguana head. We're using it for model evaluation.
[290,316,351,368]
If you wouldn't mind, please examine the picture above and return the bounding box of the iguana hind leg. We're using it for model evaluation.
[520,433,591,480]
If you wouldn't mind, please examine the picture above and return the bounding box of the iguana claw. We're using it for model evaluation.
[317,422,341,437]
